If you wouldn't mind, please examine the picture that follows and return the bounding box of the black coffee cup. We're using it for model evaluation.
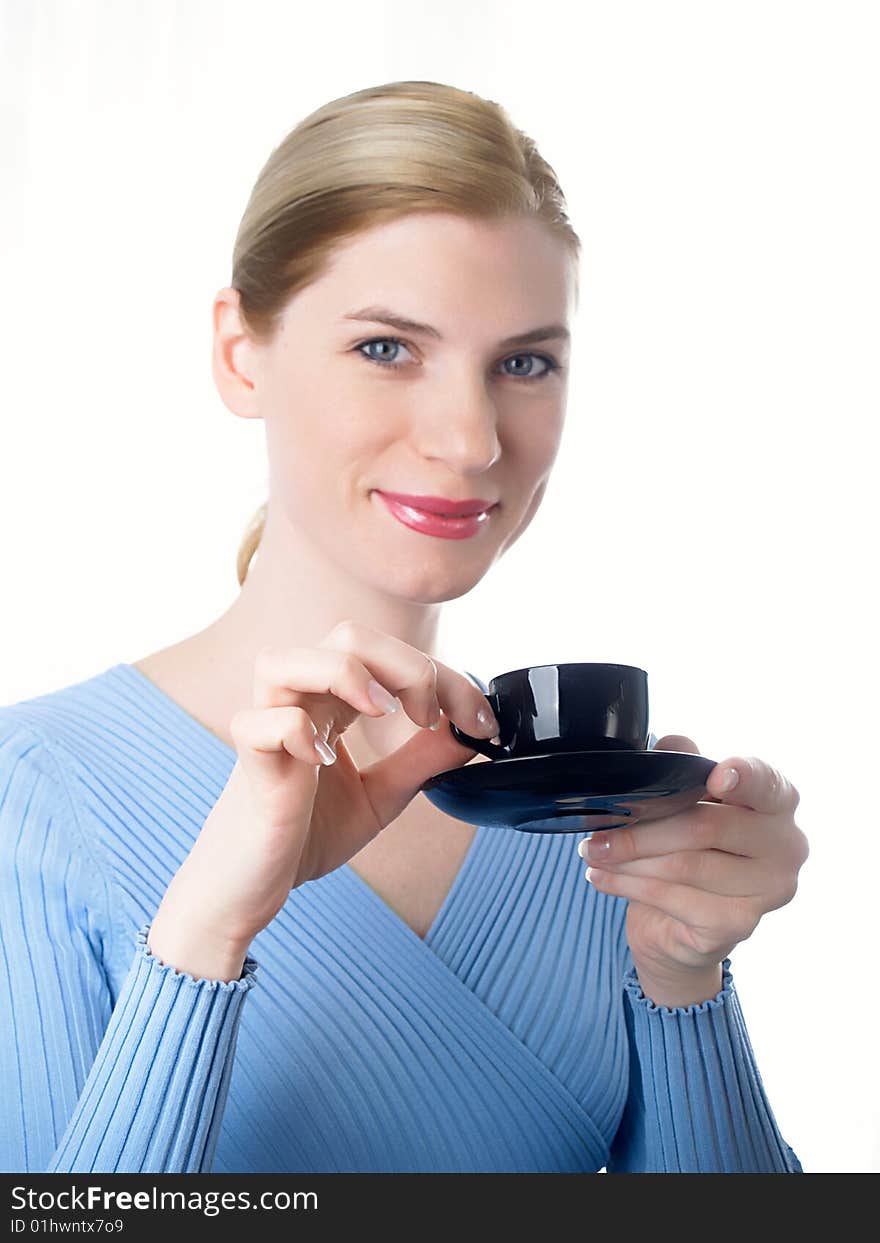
[450,662,651,761]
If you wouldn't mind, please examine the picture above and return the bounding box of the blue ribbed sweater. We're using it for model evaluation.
[0,662,803,1173]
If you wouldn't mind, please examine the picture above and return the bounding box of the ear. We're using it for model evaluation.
[211,286,264,420]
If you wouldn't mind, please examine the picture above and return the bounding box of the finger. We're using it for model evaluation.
[585,867,762,941]
[254,628,497,741]
[230,705,324,812]
[704,755,800,814]
[589,849,789,902]
[318,620,500,741]
[254,645,397,730]
[578,801,771,863]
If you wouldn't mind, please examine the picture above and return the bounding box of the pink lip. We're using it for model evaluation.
[377,491,496,517]
[375,492,497,540]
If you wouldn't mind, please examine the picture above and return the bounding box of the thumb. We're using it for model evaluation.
[652,734,724,803]
[360,722,482,827]
[652,734,700,754]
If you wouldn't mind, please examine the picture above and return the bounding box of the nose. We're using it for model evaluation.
[414,374,502,473]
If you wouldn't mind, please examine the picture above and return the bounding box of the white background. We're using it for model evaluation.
[1,0,877,1172]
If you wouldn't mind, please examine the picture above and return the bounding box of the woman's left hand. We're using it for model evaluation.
[578,736,809,1001]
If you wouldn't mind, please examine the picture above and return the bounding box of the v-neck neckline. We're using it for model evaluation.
[112,660,487,948]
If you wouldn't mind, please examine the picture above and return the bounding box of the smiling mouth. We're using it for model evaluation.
[374,491,498,517]
[373,491,498,540]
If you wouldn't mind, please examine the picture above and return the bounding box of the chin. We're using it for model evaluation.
[373,556,491,606]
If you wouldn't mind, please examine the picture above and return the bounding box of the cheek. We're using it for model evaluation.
[506,414,564,481]
[494,418,563,548]
[264,409,385,513]
[264,418,315,502]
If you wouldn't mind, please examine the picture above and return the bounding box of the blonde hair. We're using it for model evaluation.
[231,79,581,586]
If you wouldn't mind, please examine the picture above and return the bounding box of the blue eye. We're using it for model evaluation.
[357,338,414,368]
[354,336,562,382]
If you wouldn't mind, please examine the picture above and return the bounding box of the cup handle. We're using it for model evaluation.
[449,692,510,760]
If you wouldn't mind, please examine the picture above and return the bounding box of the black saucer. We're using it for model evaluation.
[420,748,716,834]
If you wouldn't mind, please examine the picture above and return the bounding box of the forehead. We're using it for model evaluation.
[299,212,576,323]
[330,211,569,270]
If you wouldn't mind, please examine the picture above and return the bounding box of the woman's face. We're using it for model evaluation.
[217,211,576,604]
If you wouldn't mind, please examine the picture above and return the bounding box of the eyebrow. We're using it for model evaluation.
[341,305,570,349]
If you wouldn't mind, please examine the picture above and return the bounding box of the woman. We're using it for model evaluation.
[0,80,807,1174]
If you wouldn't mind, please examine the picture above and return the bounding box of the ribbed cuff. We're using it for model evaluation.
[612,958,803,1172]
[135,923,260,989]
[47,924,258,1173]
[624,956,735,1017]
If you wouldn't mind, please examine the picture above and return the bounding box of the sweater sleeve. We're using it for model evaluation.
[606,952,803,1172]
[0,720,259,1173]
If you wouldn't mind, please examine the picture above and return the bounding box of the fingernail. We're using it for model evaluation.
[428,696,443,730]
[315,737,337,765]
[476,706,500,737]
[578,834,611,862]
[367,678,400,715]
[718,766,739,792]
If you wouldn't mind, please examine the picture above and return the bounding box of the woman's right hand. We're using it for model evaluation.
[146,620,499,977]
